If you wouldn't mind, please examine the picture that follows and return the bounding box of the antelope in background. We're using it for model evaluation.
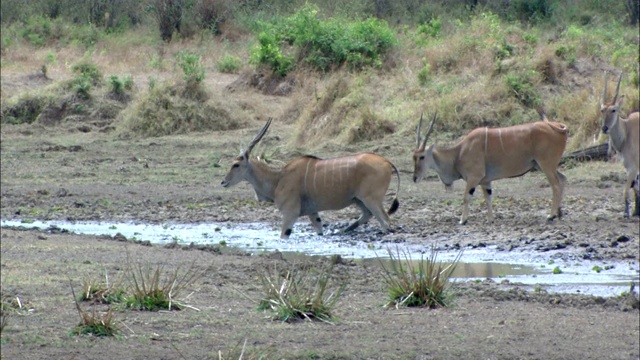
[221,118,400,239]
[413,111,568,224]
[600,71,640,217]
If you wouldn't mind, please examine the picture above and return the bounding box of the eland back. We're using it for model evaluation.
[221,119,400,238]
[413,112,568,224]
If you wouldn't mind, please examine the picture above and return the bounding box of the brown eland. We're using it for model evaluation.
[600,71,640,217]
[413,111,568,224]
[221,118,400,239]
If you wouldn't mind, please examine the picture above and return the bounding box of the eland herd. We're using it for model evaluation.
[222,71,640,239]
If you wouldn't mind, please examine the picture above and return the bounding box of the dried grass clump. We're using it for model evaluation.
[118,81,242,137]
[294,73,351,146]
[346,108,395,144]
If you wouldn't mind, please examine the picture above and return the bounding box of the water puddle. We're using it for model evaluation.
[2,219,638,298]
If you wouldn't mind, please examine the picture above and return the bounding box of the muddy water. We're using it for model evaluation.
[2,219,638,298]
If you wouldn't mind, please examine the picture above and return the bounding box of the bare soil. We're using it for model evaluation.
[1,70,639,359]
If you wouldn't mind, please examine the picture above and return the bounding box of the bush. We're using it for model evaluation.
[505,70,541,108]
[108,74,133,97]
[177,50,205,84]
[1,92,53,124]
[417,17,441,38]
[250,4,396,75]
[216,53,242,73]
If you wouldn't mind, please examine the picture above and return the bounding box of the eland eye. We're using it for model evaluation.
[419,156,425,160]
[232,163,240,168]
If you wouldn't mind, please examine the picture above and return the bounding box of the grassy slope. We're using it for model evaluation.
[0,7,638,153]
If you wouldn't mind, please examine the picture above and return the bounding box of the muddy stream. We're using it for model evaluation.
[3,219,638,298]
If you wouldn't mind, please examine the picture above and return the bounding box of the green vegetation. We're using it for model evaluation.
[258,263,346,323]
[216,54,242,74]
[552,266,563,274]
[0,0,637,148]
[379,246,462,308]
[250,4,396,75]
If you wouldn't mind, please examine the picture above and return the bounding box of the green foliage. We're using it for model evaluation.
[505,70,541,108]
[417,17,441,38]
[250,4,396,75]
[71,60,102,85]
[379,246,462,309]
[177,50,205,84]
[250,30,293,76]
[552,266,563,274]
[108,74,133,96]
[418,59,431,86]
[216,53,242,74]
[1,92,53,124]
[258,263,346,323]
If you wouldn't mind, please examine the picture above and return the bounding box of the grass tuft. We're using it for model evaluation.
[70,281,118,337]
[379,245,462,309]
[258,263,346,323]
[79,272,126,304]
[124,260,203,311]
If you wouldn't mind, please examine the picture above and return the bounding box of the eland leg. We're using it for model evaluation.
[344,200,372,232]
[308,213,323,235]
[481,183,493,223]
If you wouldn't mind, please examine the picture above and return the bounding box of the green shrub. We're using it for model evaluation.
[108,74,133,96]
[505,70,541,108]
[250,30,293,76]
[379,246,462,308]
[177,50,205,84]
[1,92,53,124]
[71,60,102,85]
[249,3,396,75]
[216,53,242,73]
[417,17,441,38]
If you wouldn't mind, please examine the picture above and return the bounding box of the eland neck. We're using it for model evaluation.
[608,114,627,153]
[432,146,462,185]
[245,159,282,202]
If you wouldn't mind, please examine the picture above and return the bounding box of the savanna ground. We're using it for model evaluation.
[1,2,640,358]
[2,71,640,359]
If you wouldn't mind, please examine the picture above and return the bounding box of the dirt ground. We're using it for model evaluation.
[1,70,639,359]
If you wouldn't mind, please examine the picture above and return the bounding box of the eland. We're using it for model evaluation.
[413,111,568,224]
[600,71,640,217]
[221,118,400,238]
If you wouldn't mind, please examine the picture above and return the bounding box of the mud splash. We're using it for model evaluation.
[2,219,638,298]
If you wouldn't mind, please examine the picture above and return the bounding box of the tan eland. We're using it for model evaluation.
[221,118,400,238]
[413,111,568,224]
[600,71,640,217]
